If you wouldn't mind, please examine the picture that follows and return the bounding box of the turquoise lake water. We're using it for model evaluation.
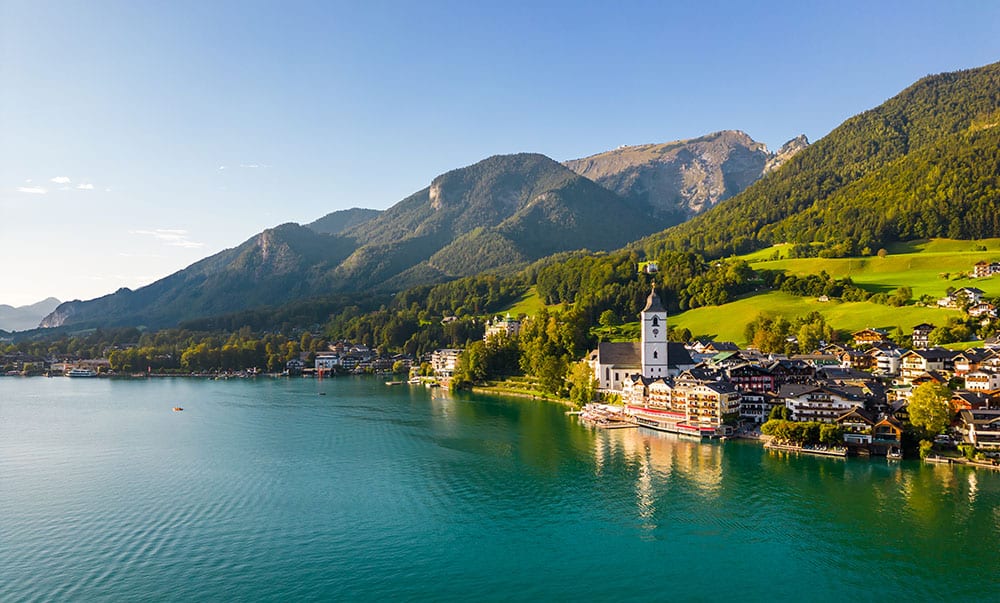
[2,376,998,601]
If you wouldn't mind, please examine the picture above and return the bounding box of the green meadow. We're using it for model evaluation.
[669,291,964,345]
[500,238,997,347]
[744,238,1000,298]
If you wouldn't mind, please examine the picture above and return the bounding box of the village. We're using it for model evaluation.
[572,282,1000,464]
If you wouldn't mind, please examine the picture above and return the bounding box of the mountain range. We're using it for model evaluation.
[0,298,61,332]
[37,59,1000,331]
[40,132,798,329]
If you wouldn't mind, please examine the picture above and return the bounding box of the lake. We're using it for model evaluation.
[2,376,998,601]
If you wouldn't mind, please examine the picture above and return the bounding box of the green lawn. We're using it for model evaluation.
[669,291,964,346]
[743,238,1000,299]
[503,286,548,316]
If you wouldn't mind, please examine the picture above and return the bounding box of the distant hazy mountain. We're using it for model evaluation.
[306,208,381,235]
[0,297,61,331]
[642,60,1000,258]
[41,153,667,328]
[564,130,807,225]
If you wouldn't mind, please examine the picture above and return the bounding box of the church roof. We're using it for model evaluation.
[642,283,665,313]
[594,342,641,367]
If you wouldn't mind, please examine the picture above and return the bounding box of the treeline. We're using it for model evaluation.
[2,327,326,373]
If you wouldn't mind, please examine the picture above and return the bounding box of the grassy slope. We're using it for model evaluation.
[669,291,963,345]
[504,286,548,316]
[747,238,1000,298]
[501,239,992,346]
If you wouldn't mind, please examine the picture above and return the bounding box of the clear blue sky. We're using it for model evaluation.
[2,0,999,307]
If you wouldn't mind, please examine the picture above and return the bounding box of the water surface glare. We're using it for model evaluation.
[2,377,998,601]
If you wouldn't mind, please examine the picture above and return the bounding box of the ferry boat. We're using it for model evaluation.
[66,368,98,378]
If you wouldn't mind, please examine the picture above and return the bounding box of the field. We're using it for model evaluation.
[500,238,995,346]
[744,238,1000,299]
[669,291,963,345]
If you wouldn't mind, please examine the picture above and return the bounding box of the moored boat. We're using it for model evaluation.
[66,368,98,378]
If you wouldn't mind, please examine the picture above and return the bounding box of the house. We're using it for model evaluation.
[967,302,997,318]
[984,335,1000,351]
[899,348,953,384]
[973,261,1000,278]
[484,313,521,341]
[951,390,993,411]
[430,349,462,378]
[707,350,749,369]
[726,363,775,393]
[852,328,888,347]
[964,370,1000,392]
[838,349,876,372]
[952,349,990,376]
[912,323,934,350]
[938,287,985,308]
[769,358,816,385]
[957,409,1000,450]
[740,391,779,424]
[315,353,340,372]
[870,346,903,376]
[779,383,866,423]
[684,381,741,428]
[872,416,904,446]
[836,408,876,444]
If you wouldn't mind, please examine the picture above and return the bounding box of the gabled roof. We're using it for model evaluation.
[874,415,904,430]
[706,341,739,352]
[902,348,954,361]
[701,381,740,395]
[912,323,935,331]
[836,407,875,424]
[593,342,641,367]
[668,342,695,368]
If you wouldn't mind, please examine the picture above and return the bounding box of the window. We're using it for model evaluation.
[652,316,659,327]
[653,351,658,359]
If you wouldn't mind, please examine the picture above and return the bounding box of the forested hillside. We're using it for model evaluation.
[640,60,1000,259]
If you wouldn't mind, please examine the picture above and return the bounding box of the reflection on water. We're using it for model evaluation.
[2,378,999,602]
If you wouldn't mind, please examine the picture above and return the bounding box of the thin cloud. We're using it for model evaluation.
[130,228,205,249]
[51,176,71,184]
[76,183,94,190]
[17,186,47,194]
[239,163,270,169]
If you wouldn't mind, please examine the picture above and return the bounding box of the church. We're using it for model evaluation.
[588,283,695,391]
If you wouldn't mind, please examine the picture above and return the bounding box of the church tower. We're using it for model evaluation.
[641,282,669,378]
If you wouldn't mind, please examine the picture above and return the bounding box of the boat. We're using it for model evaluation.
[887,447,902,460]
[172,407,184,412]
[66,368,97,378]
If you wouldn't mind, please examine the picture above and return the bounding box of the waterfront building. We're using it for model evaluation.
[315,354,340,372]
[957,408,1000,450]
[431,349,462,378]
[780,383,866,423]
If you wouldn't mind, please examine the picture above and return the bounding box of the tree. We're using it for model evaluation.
[907,382,952,436]
[565,360,597,407]
[598,309,620,328]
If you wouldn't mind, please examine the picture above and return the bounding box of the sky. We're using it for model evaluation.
[2,0,999,308]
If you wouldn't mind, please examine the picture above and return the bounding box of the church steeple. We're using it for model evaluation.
[643,281,665,312]
[641,282,668,378]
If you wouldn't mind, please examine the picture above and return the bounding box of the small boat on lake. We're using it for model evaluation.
[172,407,184,412]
